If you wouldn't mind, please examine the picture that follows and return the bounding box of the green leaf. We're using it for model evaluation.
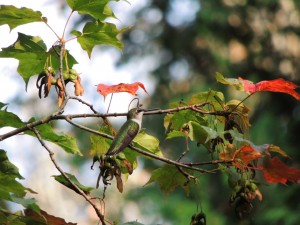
[0,106,82,155]
[0,33,46,86]
[188,121,218,144]
[0,150,34,200]
[166,130,187,140]
[71,21,125,57]
[145,165,191,195]
[0,33,77,87]
[0,149,23,179]
[188,90,225,111]
[11,196,40,213]
[0,5,45,30]
[26,121,82,156]
[215,72,244,91]
[66,0,113,20]
[133,130,163,157]
[53,173,94,195]
[90,125,112,156]
[167,110,206,131]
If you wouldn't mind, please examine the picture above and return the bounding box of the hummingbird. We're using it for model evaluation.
[106,107,144,156]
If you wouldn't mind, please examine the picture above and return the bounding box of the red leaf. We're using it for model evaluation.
[219,145,263,168]
[97,82,148,99]
[239,77,300,101]
[263,156,300,184]
[235,145,264,164]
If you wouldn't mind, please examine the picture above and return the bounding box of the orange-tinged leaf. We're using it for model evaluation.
[263,156,300,184]
[219,145,263,168]
[239,77,300,101]
[97,82,148,99]
[235,145,264,164]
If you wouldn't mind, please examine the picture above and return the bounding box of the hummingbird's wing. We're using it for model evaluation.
[106,120,140,156]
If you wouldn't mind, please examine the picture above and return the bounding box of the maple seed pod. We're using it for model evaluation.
[63,72,70,80]
[51,78,57,85]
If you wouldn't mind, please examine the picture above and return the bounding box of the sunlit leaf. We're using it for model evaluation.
[166,130,187,140]
[133,130,163,157]
[53,173,94,195]
[145,165,191,195]
[215,72,244,91]
[0,33,77,87]
[71,21,126,57]
[66,0,113,21]
[188,90,225,111]
[0,5,45,30]
[89,125,112,156]
[263,156,300,184]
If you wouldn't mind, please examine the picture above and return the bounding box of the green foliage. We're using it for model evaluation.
[53,173,95,195]
[0,33,77,86]
[0,5,45,30]
[66,0,114,21]
[72,21,125,57]
[145,165,194,195]
[0,103,82,155]
[133,130,163,156]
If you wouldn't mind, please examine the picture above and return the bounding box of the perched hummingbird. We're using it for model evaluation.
[106,108,144,156]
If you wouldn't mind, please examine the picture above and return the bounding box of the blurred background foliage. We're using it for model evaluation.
[2,0,300,224]
[108,0,300,224]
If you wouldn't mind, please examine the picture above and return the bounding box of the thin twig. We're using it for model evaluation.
[31,127,106,225]
[106,93,114,113]
[69,96,99,113]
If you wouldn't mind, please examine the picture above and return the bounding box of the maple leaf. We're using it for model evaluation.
[97,82,148,99]
[263,156,300,184]
[219,145,263,168]
[239,77,300,101]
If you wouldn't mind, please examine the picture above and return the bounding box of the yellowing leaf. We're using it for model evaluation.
[133,131,163,157]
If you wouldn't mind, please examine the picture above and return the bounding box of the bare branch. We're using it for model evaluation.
[0,103,233,142]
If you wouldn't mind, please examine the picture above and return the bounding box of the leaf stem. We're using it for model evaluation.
[42,19,61,40]
[106,93,114,113]
[62,10,74,40]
